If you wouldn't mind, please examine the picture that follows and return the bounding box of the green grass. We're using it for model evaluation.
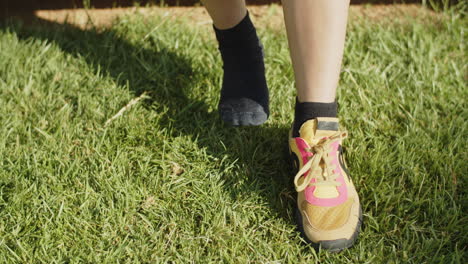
[0,5,466,263]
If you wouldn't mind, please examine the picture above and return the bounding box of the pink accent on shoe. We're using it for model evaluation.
[294,138,313,163]
[294,138,348,207]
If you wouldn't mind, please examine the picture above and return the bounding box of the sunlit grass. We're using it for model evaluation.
[0,5,465,263]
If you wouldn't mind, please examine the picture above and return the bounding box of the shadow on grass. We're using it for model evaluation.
[0,17,294,221]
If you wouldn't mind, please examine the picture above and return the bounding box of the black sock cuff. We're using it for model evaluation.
[214,11,257,46]
[295,98,337,119]
[293,98,338,137]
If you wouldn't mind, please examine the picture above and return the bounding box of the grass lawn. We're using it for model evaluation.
[0,4,466,263]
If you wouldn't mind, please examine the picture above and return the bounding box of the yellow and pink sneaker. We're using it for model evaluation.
[289,117,362,251]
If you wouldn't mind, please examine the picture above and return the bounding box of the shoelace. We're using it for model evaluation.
[294,131,348,192]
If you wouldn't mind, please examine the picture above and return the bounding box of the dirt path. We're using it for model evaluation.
[26,4,440,29]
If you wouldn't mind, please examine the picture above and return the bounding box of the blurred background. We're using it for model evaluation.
[1,0,461,15]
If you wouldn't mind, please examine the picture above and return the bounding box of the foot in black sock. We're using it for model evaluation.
[292,98,338,137]
[214,12,269,126]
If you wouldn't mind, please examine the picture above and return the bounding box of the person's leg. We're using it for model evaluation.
[283,0,349,103]
[201,0,246,30]
[201,0,269,126]
[283,0,349,136]
[284,0,362,251]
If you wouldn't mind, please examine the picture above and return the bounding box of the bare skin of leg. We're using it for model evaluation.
[282,0,350,103]
[201,0,247,30]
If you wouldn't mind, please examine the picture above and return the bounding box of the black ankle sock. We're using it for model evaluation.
[214,12,269,126]
[292,98,338,137]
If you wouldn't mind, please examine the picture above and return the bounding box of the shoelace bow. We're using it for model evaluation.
[294,131,348,192]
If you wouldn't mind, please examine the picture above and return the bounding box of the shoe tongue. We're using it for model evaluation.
[299,117,339,145]
[299,117,340,199]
